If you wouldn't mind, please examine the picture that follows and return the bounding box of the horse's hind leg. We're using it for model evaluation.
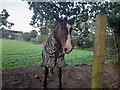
[43,67,48,88]
[58,67,62,89]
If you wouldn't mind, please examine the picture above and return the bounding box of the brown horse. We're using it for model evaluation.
[41,17,74,89]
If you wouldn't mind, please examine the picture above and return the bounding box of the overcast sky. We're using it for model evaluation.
[0,0,35,32]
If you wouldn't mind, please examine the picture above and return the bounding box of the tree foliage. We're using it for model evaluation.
[22,30,38,41]
[0,9,14,29]
[22,32,31,41]
[30,30,38,38]
[28,2,120,30]
[28,2,96,47]
[0,27,10,38]
[28,2,120,57]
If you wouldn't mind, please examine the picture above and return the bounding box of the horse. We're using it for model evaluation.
[41,17,74,89]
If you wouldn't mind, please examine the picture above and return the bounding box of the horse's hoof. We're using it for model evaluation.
[59,87,63,90]
[42,86,48,90]
[58,85,62,90]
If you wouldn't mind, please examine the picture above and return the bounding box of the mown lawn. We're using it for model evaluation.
[1,39,93,70]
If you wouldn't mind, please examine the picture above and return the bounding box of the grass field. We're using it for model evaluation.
[1,39,93,70]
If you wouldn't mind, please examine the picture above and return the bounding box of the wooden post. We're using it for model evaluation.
[91,13,107,88]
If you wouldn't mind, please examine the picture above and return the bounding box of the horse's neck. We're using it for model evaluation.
[49,32,57,45]
[43,30,63,57]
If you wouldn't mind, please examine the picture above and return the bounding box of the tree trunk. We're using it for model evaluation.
[91,14,107,88]
[114,30,120,66]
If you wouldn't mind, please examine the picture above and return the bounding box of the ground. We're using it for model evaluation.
[2,64,119,89]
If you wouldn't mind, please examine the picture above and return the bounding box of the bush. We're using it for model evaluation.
[30,38,36,42]
[71,37,79,48]
[36,35,48,43]
[71,36,94,49]
[22,32,31,41]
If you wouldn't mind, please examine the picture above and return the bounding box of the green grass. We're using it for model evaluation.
[65,49,93,66]
[1,39,93,70]
[2,39,42,69]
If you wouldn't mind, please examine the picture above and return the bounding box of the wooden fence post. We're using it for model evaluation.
[91,13,107,88]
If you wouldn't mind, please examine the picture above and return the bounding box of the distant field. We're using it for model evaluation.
[2,39,93,69]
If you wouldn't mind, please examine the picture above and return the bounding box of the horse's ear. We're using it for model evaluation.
[64,17,67,21]
[54,15,62,22]
[68,17,75,25]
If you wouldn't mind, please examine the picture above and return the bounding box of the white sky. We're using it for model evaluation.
[0,0,35,32]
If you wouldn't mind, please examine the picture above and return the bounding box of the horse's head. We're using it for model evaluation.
[55,17,74,54]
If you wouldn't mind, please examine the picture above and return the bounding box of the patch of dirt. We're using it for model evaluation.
[2,64,119,89]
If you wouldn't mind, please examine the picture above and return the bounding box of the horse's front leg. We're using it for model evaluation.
[58,67,62,89]
[43,67,48,88]
[51,68,54,75]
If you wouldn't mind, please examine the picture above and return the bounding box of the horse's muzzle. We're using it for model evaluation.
[63,47,73,54]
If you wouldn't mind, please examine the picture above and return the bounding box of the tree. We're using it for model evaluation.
[90,2,120,65]
[28,2,94,47]
[0,9,14,38]
[107,2,120,65]
[22,30,38,42]
[28,1,120,64]
[30,30,38,38]
[0,9,14,29]
[0,27,10,38]
[22,32,31,41]
[28,2,88,34]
